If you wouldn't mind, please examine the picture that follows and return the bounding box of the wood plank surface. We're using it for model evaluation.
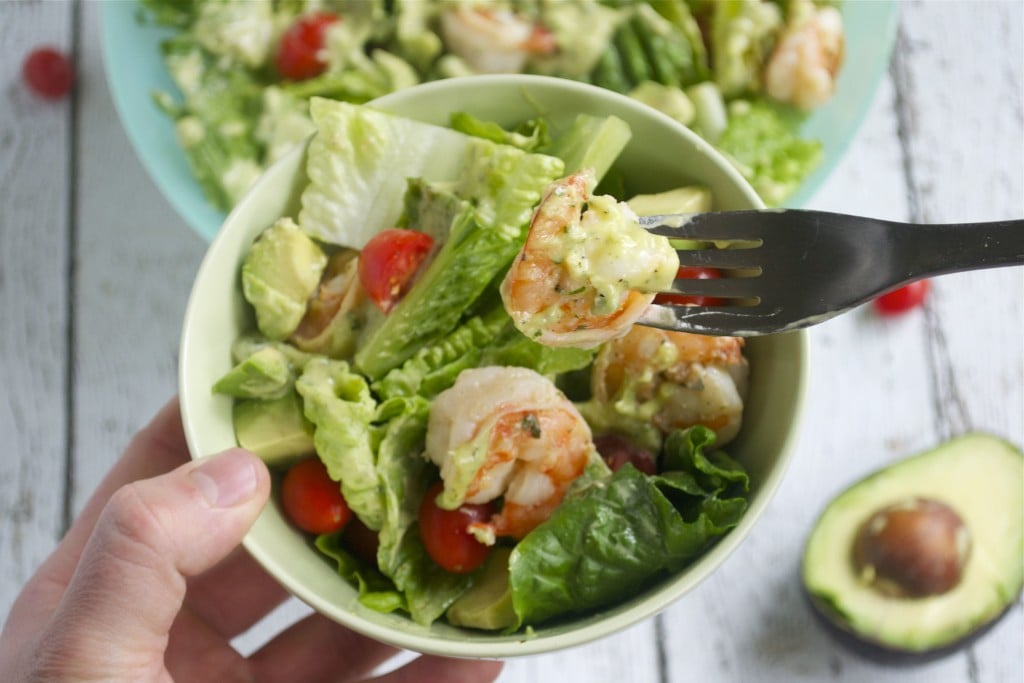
[0,1,1020,682]
[0,0,73,621]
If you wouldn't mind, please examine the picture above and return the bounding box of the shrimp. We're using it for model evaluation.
[290,249,367,359]
[500,170,679,349]
[425,366,596,541]
[439,5,556,74]
[764,1,845,111]
[591,325,749,447]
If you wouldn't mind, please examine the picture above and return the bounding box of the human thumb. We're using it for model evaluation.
[37,448,270,676]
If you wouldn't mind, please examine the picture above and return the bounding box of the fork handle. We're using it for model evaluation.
[900,219,1024,280]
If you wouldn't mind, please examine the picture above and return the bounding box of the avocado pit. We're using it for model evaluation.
[852,497,970,598]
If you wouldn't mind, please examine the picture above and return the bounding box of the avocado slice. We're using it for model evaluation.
[242,218,327,341]
[626,186,712,216]
[446,546,516,631]
[802,433,1023,660]
[213,346,293,399]
[233,392,315,467]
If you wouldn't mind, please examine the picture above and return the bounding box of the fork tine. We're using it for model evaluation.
[667,275,759,299]
[639,212,769,241]
[639,302,782,337]
[675,247,762,270]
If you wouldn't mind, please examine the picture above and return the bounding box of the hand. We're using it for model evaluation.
[0,399,503,683]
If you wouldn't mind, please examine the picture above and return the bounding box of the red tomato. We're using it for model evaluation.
[418,482,494,574]
[22,47,74,100]
[275,12,340,81]
[874,280,930,316]
[594,433,658,475]
[281,457,352,535]
[343,516,380,566]
[358,229,435,313]
[653,266,724,307]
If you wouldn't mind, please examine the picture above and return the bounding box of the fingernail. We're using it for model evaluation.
[190,449,259,508]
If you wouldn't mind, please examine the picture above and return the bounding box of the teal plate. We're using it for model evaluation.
[101,1,900,243]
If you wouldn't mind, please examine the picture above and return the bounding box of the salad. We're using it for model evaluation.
[141,0,843,212]
[213,96,754,631]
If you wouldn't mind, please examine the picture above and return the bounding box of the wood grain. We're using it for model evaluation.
[0,0,73,620]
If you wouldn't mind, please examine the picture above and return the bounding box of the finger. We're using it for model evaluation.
[31,448,270,677]
[45,399,191,584]
[249,613,400,683]
[368,655,504,683]
[0,398,191,648]
[185,545,291,638]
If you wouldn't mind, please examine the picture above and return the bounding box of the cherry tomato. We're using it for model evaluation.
[343,516,380,567]
[418,482,494,574]
[358,228,435,313]
[275,12,340,81]
[874,280,930,316]
[281,457,352,535]
[22,47,74,100]
[653,266,724,307]
[594,433,658,475]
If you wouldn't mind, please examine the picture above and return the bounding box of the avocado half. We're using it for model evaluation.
[802,433,1023,662]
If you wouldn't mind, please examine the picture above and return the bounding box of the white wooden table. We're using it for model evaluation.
[2,2,1021,681]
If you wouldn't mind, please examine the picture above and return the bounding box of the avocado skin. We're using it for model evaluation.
[801,432,1023,662]
[803,583,1013,665]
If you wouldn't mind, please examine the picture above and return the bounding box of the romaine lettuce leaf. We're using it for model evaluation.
[508,426,749,626]
[539,114,631,181]
[710,0,782,97]
[449,113,551,152]
[480,324,598,378]
[155,34,264,209]
[716,98,822,206]
[298,98,476,248]
[372,305,510,400]
[192,0,275,69]
[372,395,474,624]
[315,532,408,615]
[354,142,564,379]
[295,358,384,530]
[312,393,475,625]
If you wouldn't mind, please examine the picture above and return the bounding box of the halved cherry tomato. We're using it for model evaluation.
[653,266,724,307]
[358,228,435,313]
[23,47,74,100]
[418,481,494,574]
[594,433,658,475]
[874,280,930,316]
[276,12,340,81]
[281,457,352,535]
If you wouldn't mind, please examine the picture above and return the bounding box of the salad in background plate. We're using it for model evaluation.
[138,0,846,214]
[213,96,754,631]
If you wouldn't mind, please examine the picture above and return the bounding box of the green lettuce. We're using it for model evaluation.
[154,33,264,210]
[314,394,475,625]
[449,113,551,152]
[710,0,782,97]
[480,324,597,378]
[372,396,474,624]
[298,98,476,248]
[295,358,384,530]
[354,141,564,379]
[716,98,822,206]
[315,532,407,615]
[508,426,749,626]
[372,305,510,401]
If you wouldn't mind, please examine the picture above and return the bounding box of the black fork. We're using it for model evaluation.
[636,211,1024,336]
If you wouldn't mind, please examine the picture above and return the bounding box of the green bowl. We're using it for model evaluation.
[179,75,808,658]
